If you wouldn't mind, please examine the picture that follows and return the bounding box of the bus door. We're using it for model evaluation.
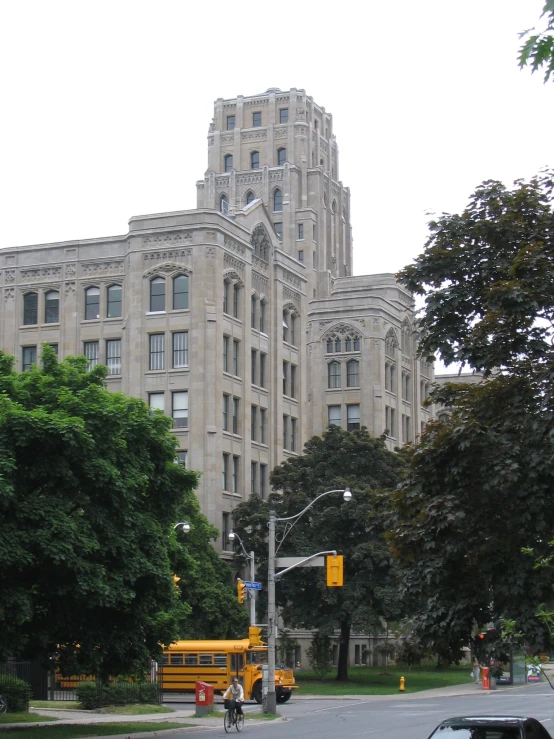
[230,652,245,682]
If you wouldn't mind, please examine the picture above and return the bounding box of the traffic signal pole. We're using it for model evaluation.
[248,548,256,627]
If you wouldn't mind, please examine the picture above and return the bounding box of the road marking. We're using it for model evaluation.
[313,700,376,713]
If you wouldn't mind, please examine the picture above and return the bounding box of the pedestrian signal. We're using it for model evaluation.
[326,555,344,587]
[237,579,247,603]
[249,626,263,645]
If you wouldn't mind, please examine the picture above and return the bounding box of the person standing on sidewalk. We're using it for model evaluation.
[472,657,481,684]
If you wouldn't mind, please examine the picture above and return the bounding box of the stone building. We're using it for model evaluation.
[0,87,434,553]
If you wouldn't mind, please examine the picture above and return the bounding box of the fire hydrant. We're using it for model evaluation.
[399,676,405,692]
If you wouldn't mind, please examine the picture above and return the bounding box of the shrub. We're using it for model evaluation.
[76,681,101,710]
[0,676,32,712]
[306,631,333,680]
[102,682,139,706]
[138,682,160,704]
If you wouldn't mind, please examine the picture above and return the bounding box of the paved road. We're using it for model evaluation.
[164,685,554,739]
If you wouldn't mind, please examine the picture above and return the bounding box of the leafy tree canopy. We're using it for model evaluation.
[0,347,245,677]
[232,426,406,680]
[390,172,554,661]
[519,1,554,83]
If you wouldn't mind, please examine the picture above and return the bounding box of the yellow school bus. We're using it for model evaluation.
[162,637,297,703]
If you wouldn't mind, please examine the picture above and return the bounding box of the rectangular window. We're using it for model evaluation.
[149,393,165,412]
[22,345,37,371]
[149,334,164,371]
[283,415,289,450]
[290,364,297,399]
[232,455,239,493]
[313,224,316,241]
[259,301,266,333]
[290,315,296,346]
[232,397,239,435]
[283,361,288,395]
[402,372,411,401]
[251,349,257,385]
[251,405,257,441]
[48,343,59,358]
[106,339,121,375]
[328,405,341,426]
[251,296,256,328]
[260,408,266,444]
[291,418,297,452]
[222,453,229,490]
[84,341,99,370]
[232,339,240,376]
[233,284,240,318]
[260,463,267,499]
[223,281,230,314]
[223,394,229,431]
[347,361,359,387]
[176,451,187,467]
[172,391,189,428]
[391,408,396,438]
[23,293,38,325]
[298,250,304,262]
[298,223,304,240]
[107,285,122,318]
[313,252,316,269]
[253,111,262,127]
[260,353,267,388]
[223,336,229,373]
[172,331,188,368]
[275,222,283,240]
[222,512,231,549]
[279,108,288,123]
[226,115,235,131]
[347,404,361,431]
[251,461,258,495]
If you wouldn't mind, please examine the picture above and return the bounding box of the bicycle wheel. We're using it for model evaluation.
[0,695,7,715]
[224,709,233,733]
[235,712,244,732]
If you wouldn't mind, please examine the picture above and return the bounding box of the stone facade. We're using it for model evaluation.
[0,88,434,551]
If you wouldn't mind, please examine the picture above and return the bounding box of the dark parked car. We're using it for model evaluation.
[427,715,552,738]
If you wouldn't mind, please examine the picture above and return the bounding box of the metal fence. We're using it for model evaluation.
[0,661,47,702]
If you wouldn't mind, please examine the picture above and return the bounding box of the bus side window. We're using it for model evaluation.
[199,653,213,666]
[162,654,169,666]
[231,653,244,673]
[214,653,227,666]
[170,653,183,666]
[185,654,197,666]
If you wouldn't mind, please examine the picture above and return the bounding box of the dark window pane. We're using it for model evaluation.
[150,278,165,312]
[277,148,286,165]
[253,112,261,127]
[227,115,235,130]
[279,108,288,123]
[44,291,59,323]
[107,285,122,318]
[23,293,38,325]
[173,275,189,310]
[85,287,100,320]
[251,151,260,168]
[224,154,233,172]
[273,189,282,212]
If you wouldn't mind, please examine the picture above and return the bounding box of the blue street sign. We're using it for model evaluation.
[243,581,262,590]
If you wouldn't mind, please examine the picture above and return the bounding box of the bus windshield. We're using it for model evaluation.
[247,650,268,664]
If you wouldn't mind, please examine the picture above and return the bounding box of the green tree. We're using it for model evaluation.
[519,1,554,83]
[0,346,244,677]
[389,171,554,660]
[306,630,333,680]
[232,426,406,681]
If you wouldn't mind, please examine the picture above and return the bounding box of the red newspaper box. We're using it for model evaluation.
[195,681,214,716]
[481,666,490,690]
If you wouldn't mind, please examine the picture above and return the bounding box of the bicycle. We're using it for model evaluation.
[0,694,7,715]
[223,699,244,733]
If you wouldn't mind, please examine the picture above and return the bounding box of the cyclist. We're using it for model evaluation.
[223,676,244,718]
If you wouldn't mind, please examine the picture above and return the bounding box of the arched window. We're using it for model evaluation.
[107,284,122,318]
[277,148,286,166]
[259,299,266,333]
[223,279,230,314]
[290,314,296,346]
[320,158,324,167]
[327,338,333,353]
[334,337,341,353]
[224,154,233,173]
[220,194,229,215]
[23,292,38,325]
[273,188,282,212]
[346,360,359,387]
[251,295,257,328]
[331,200,337,213]
[251,151,260,169]
[246,191,255,205]
[438,413,450,422]
[328,361,341,389]
[150,277,165,312]
[173,274,189,310]
[282,310,289,342]
[233,283,240,318]
[354,336,360,351]
[84,287,100,320]
[44,290,59,323]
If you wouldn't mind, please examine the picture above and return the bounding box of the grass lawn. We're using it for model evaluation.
[102,704,174,715]
[296,665,471,695]
[0,715,57,725]
[0,722,187,738]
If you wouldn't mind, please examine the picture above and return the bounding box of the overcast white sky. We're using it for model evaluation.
[1,0,552,279]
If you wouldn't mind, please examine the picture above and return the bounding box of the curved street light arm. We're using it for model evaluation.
[228,530,250,560]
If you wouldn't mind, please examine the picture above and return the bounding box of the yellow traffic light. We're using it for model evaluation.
[249,626,263,646]
[237,579,247,603]
[173,574,181,585]
[326,555,344,587]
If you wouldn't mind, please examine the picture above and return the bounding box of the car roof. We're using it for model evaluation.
[440,716,530,726]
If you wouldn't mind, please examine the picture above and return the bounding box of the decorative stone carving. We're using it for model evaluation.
[236,174,262,185]
[224,236,245,256]
[81,261,124,277]
[252,271,268,289]
[143,231,192,247]
[296,108,306,120]
[143,262,192,278]
[321,322,363,340]
[65,282,76,295]
[206,231,217,242]
[244,98,268,107]
[5,270,15,284]
[241,131,266,142]
[283,286,301,303]
[223,268,244,288]
[282,269,302,289]
[209,118,215,132]
[206,247,216,259]
[20,266,63,283]
[143,248,192,263]
[223,255,245,272]
[274,128,288,139]
[221,134,234,145]
[319,138,328,153]
[65,264,77,278]
[252,256,268,274]
[269,170,283,181]
[251,224,271,262]
[4,287,14,303]
[208,136,214,147]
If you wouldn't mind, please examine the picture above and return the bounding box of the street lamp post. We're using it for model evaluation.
[266,487,352,714]
[228,530,256,626]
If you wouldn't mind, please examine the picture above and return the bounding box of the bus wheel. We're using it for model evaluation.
[252,681,262,704]
[277,692,291,704]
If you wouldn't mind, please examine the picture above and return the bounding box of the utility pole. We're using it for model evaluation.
[267,510,277,714]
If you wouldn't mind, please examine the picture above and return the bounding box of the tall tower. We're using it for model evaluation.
[196,88,353,300]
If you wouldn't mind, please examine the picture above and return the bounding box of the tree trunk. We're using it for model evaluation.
[335,619,351,681]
